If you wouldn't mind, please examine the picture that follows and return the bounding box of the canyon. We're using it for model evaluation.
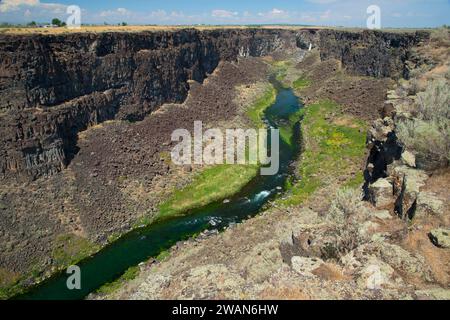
[1,27,447,300]
[0,29,424,180]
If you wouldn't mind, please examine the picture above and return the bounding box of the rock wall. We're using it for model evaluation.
[318,30,428,78]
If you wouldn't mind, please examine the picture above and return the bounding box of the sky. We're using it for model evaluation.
[0,0,449,28]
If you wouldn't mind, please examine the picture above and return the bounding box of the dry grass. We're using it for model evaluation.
[332,116,361,129]
[1,25,325,35]
[312,263,350,281]
[1,25,429,35]
[0,268,20,288]
[402,229,450,286]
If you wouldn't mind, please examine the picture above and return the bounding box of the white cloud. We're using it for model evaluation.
[257,8,290,20]
[0,0,66,14]
[211,9,238,19]
[99,7,131,18]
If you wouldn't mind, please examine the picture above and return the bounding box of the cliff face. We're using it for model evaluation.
[318,30,428,78]
[0,28,426,181]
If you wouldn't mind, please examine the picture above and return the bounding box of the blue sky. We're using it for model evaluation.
[0,0,449,27]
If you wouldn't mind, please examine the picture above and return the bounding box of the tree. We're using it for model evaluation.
[27,21,37,27]
[51,18,62,27]
[121,22,128,26]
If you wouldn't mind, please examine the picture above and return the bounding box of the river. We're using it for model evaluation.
[18,77,302,300]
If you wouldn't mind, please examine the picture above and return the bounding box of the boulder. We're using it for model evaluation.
[369,209,392,220]
[356,257,402,290]
[393,166,428,196]
[392,166,428,219]
[386,90,401,100]
[429,228,450,249]
[416,192,444,216]
[401,150,416,168]
[368,118,395,143]
[368,178,393,208]
[342,242,433,283]
[291,256,324,277]
[377,242,433,282]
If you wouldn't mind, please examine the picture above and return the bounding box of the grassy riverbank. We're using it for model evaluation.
[156,85,277,220]
[158,164,259,219]
[246,86,277,127]
[281,100,367,206]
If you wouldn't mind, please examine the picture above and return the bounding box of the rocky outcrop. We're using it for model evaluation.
[368,178,394,208]
[429,228,450,249]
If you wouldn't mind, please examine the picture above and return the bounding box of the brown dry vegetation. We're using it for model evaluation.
[1,25,325,35]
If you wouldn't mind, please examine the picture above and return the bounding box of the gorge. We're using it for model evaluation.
[1,27,445,300]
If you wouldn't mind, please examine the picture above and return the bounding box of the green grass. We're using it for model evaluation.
[272,60,291,83]
[279,109,303,147]
[51,234,100,266]
[156,250,170,261]
[0,234,100,300]
[158,164,259,219]
[246,86,277,127]
[0,268,22,300]
[96,266,139,296]
[293,76,311,89]
[280,100,367,206]
[344,171,365,189]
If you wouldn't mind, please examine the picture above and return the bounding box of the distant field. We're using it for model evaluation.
[0,25,321,34]
[0,24,429,35]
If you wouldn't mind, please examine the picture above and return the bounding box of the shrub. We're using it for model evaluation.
[396,79,450,169]
[397,119,450,169]
[328,188,365,223]
[415,79,450,121]
[431,27,450,47]
[327,188,369,257]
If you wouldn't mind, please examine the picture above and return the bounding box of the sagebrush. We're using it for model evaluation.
[397,79,450,169]
[327,188,370,257]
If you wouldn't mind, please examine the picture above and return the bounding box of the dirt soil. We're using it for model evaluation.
[296,51,393,121]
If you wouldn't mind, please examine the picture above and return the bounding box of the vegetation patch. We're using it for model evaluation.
[156,250,171,261]
[158,164,258,219]
[293,76,311,89]
[0,234,100,299]
[272,61,291,83]
[0,268,22,300]
[95,266,139,296]
[396,79,450,169]
[52,234,100,266]
[246,86,277,127]
[279,109,303,147]
[280,100,367,206]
